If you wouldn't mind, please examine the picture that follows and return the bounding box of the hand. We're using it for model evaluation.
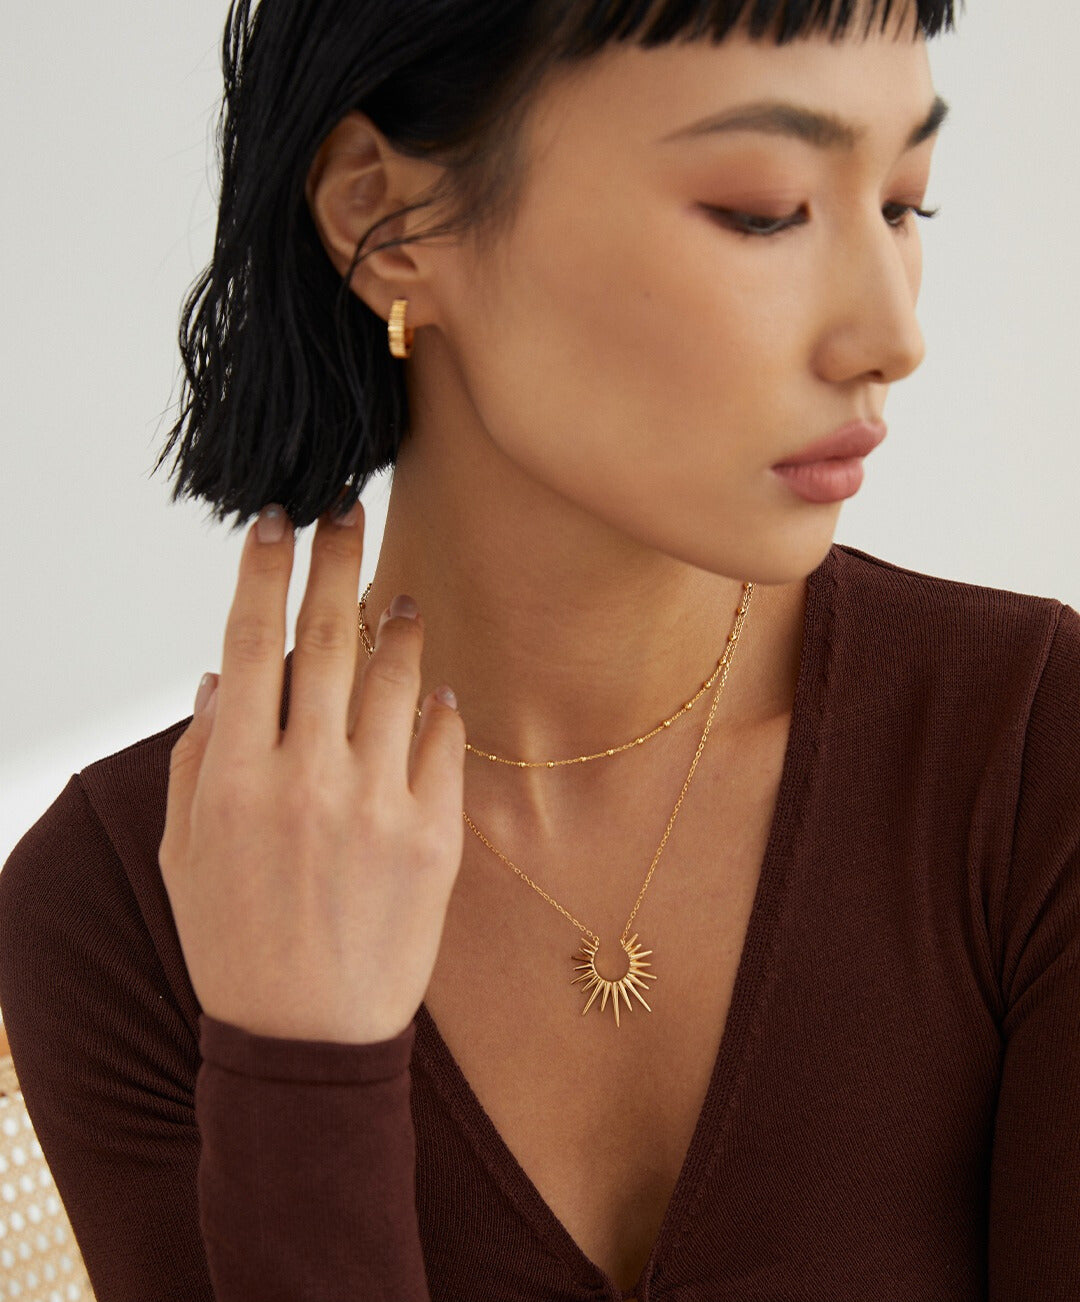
[159,501,467,1045]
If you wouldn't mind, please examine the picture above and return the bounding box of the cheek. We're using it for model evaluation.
[512,206,795,439]
[448,197,806,538]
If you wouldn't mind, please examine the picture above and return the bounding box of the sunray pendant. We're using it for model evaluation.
[571,933,656,1028]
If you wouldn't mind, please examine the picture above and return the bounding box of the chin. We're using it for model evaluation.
[699,521,839,589]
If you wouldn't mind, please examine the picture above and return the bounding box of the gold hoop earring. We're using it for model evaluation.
[388,298,414,359]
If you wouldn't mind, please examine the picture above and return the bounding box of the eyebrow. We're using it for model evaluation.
[657,94,950,151]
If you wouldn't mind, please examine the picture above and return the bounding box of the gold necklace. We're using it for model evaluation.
[355,577,754,1026]
[358,585,745,768]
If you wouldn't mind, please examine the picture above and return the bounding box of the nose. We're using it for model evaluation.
[811,213,927,387]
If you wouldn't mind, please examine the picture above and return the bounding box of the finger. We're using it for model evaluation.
[349,599,425,786]
[409,686,467,828]
[346,613,378,738]
[347,600,419,738]
[214,505,295,755]
[285,500,365,749]
[161,673,220,869]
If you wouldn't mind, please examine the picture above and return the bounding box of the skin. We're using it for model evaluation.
[304,2,938,867]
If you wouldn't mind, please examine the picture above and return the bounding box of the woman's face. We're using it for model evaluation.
[423,8,941,585]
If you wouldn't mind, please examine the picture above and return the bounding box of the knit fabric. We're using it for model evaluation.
[0,542,1077,1301]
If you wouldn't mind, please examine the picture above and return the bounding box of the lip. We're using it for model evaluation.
[772,458,866,503]
[772,419,887,468]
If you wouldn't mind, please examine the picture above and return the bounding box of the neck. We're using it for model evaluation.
[361,432,808,838]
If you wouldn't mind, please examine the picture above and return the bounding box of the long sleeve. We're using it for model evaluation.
[988,601,1080,1300]
[196,1014,429,1302]
[0,773,431,1302]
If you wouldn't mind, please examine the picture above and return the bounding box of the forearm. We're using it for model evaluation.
[196,1015,430,1302]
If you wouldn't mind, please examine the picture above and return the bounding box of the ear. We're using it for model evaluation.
[305,110,445,328]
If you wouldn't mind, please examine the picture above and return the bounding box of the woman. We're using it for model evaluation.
[1,0,1077,1298]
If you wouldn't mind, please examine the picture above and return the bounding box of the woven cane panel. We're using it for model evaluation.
[0,1053,95,1301]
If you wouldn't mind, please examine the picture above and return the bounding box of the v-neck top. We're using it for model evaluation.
[1,542,1078,1302]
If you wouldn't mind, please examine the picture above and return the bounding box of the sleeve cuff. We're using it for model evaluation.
[198,1013,415,1084]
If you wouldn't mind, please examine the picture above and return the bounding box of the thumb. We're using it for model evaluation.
[161,673,219,870]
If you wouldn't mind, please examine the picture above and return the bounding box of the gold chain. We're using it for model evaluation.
[358,583,739,767]
[458,598,748,949]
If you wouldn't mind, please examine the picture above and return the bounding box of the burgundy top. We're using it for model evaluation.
[1,543,1078,1302]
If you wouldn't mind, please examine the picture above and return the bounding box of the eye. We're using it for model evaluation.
[703,202,940,239]
[882,202,941,230]
[702,205,808,238]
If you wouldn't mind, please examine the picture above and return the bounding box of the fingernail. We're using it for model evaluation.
[435,685,457,709]
[257,504,288,543]
[195,673,218,715]
[389,593,418,620]
[334,500,360,528]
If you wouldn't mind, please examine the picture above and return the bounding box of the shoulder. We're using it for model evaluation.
[829,541,1068,651]
[825,543,1073,723]
[0,722,195,1043]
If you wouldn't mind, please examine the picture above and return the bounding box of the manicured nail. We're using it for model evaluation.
[257,504,287,543]
[435,685,457,709]
[389,593,418,620]
[195,673,218,715]
[334,500,360,528]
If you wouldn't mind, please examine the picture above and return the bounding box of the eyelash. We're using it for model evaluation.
[705,202,940,238]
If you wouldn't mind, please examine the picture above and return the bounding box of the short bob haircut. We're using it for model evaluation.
[154,0,961,533]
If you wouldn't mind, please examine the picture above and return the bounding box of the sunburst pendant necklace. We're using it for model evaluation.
[358,581,754,1027]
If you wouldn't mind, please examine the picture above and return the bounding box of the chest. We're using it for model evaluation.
[421,716,790,1296]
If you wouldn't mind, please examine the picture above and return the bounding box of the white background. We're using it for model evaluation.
[1,1,1078,865]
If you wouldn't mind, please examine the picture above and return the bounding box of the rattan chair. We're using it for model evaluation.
[0,1019,96,1300]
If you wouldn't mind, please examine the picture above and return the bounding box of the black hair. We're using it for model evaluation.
[154,0,961,533]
